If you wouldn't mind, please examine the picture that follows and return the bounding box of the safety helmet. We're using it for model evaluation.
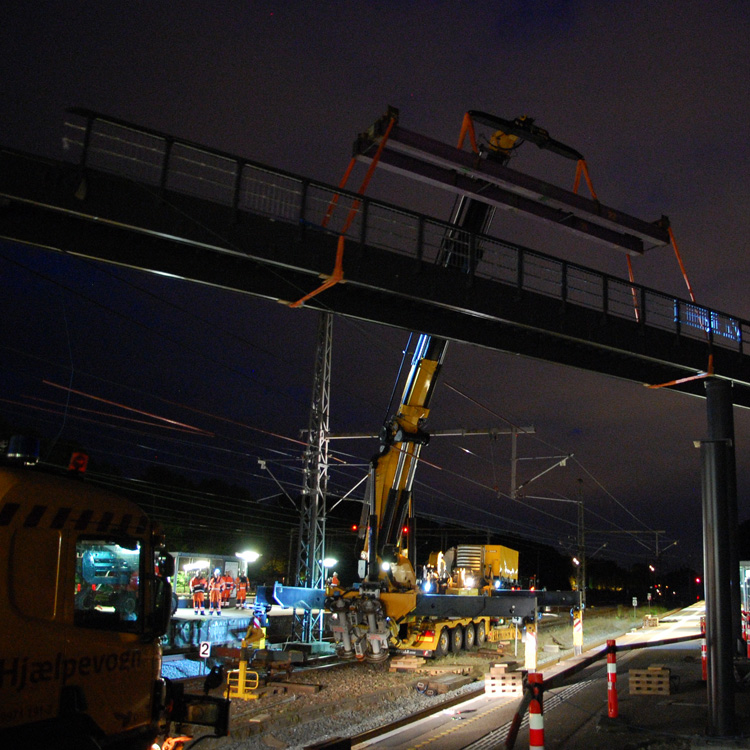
[214,568,221,576]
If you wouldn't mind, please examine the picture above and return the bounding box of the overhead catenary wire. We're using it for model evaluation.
[0,236,674,565]
[438,380,670,548]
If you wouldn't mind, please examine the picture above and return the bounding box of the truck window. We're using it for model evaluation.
[74,539,141,632]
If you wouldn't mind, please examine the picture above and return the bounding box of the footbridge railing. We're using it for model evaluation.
[63,108,749,357]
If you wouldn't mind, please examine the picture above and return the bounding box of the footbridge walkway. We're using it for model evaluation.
[1,109,749,404]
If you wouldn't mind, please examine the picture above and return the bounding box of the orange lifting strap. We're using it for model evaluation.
[572,159,642,322]
[646,355,714,390]
[457,112,480,153]
[572,159,599,201]
[570,159,711,388]
[288,114,398,308]
[668,226,697,304]
[645,229,712,389]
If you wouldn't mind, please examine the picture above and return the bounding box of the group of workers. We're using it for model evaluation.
[188,569,250,616]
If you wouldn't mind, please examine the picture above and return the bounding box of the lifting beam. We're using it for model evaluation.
[354,108,671,256]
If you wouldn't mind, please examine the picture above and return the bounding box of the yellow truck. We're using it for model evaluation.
[0,439,229,749]
[429,544,520,594]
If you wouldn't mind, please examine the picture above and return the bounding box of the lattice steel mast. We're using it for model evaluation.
[294,311,332,641]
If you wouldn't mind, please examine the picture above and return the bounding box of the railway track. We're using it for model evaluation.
[174,608,661,749]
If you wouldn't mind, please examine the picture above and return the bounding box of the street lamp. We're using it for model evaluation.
[321,557,337,584]
[235,550,262,575]
[236,550,261,563]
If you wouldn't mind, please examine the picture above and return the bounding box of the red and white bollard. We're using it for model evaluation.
[700,615,707,682]
[573,609,583,656]
[525,621,538,672]
[606,639,618,719]
[528,672,544,749]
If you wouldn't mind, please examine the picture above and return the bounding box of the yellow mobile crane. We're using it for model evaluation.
[327,109,582,661]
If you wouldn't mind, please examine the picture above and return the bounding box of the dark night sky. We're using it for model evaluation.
[1,1,749,573]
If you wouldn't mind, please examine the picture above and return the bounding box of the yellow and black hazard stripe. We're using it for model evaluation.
[0,501,148,535]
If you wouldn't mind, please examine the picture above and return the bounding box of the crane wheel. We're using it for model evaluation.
[476,620,487,647]
[434,628,450,657]
[450,626,464,653]
[464,623,476,649]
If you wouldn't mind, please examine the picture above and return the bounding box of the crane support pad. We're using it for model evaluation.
[355,123,670,254]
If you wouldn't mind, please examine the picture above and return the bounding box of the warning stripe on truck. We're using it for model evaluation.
[0,501,148,534]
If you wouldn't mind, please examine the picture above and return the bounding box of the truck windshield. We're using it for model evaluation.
[75,539,142,633]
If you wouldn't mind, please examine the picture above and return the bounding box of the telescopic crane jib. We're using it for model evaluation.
[325,107,592,662]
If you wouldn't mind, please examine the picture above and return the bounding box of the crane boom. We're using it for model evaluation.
[361,190,497,590]
[330,108,582,663]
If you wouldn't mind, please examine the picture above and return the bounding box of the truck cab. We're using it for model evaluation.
[0,442,225,749]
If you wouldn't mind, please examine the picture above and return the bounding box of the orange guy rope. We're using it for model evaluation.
[668,226,697,303]
[572,159,599,201]
[571,160,644,325]
[626,255,641,322]
[457,112,479,153]
[289,115,397,308]
[321,156,357,228]
[646,355,714,389]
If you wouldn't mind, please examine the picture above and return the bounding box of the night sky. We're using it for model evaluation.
[1,2,749,574]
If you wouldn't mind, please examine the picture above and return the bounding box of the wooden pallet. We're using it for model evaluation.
[389,656,426,671]
[484,670,523,697]
[629,666,671,695]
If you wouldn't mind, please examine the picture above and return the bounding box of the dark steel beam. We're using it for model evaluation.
[355,123,671,252]
[412,590,537,619]
[409,588,579,620]
[357,148,645,254]
[2,148,750,408]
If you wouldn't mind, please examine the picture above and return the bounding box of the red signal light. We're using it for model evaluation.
[351,524,358,532]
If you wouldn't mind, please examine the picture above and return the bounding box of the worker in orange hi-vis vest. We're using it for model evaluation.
[235,573,249,609]
[221,573,234,607]
[208,569,223,616]
[189,571,207,616]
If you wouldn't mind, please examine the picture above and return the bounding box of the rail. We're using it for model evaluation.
[63,108,748,357]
